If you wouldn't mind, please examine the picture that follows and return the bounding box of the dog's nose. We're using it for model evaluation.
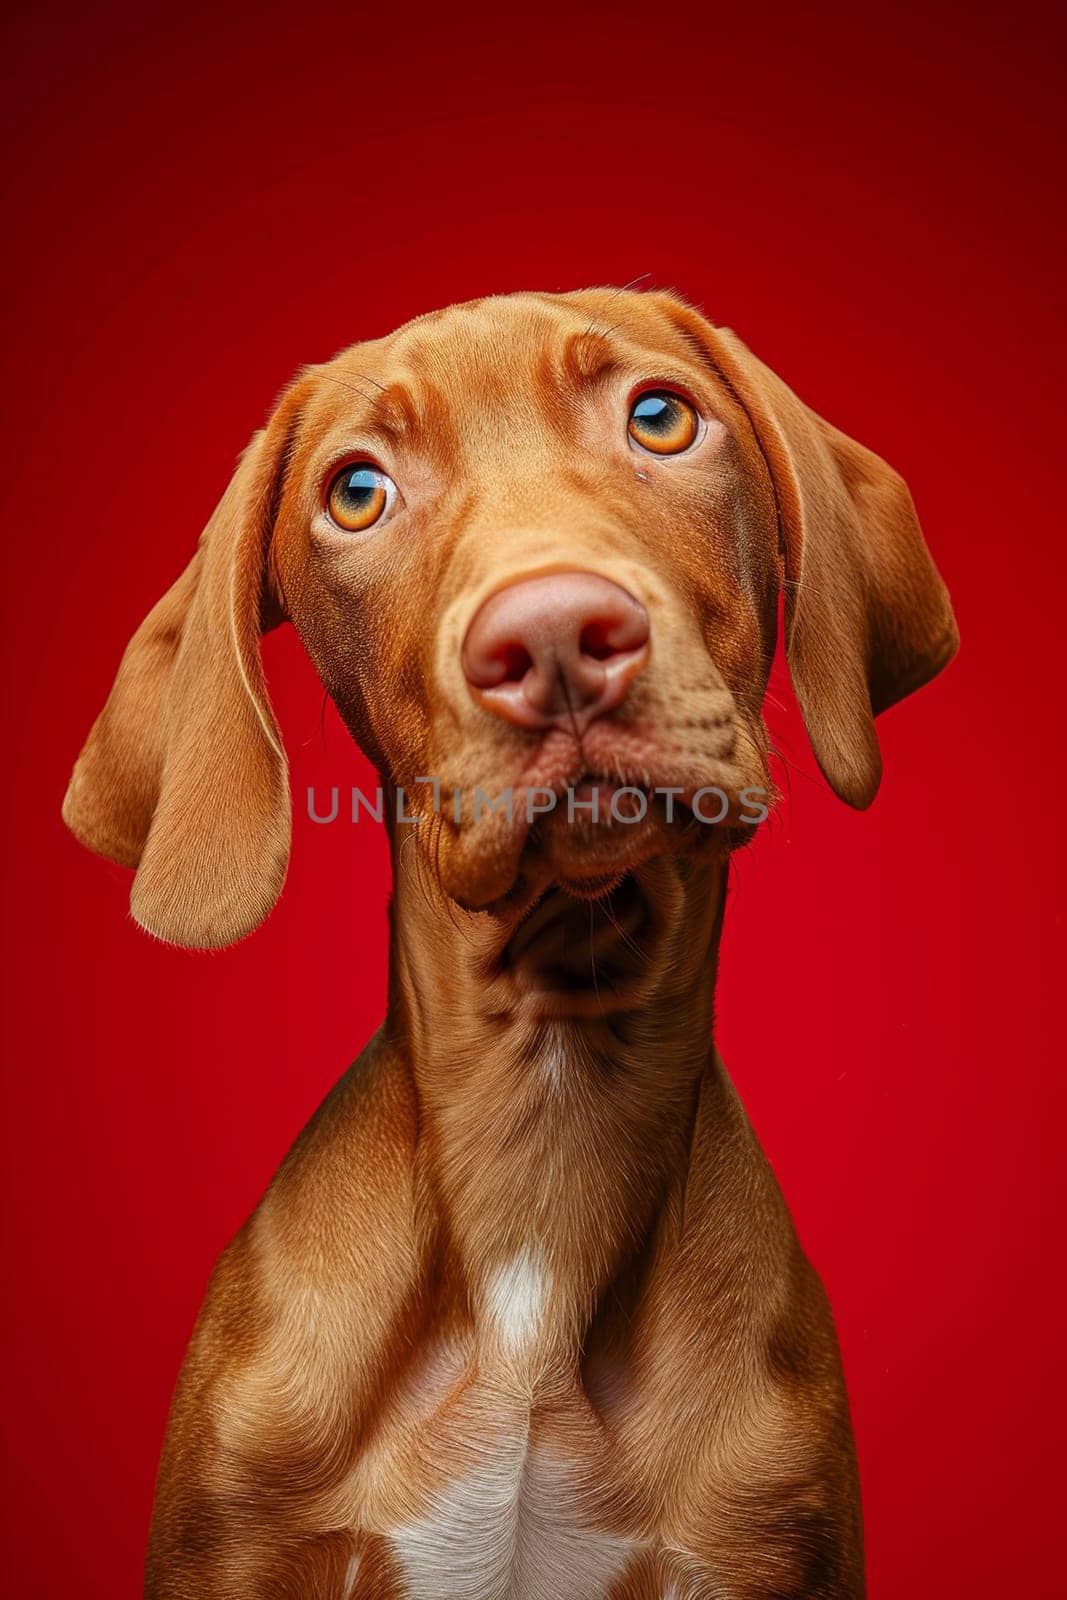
[462,572,650,734]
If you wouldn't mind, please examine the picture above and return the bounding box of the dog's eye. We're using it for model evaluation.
[326,464,396,532]
[627,390,699,455]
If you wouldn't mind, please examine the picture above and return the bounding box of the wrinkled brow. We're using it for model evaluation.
[371,381,425,441]
[321,366,457,466]
[556,330,620,389]
[528,330,621,434]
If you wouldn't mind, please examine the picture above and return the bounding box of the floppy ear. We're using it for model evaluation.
[63,390,304,948]
[660,301,958,807]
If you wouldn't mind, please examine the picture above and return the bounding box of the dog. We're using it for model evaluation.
[64,288,956,1598]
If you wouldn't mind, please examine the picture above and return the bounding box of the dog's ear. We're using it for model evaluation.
[63,386,306,948]
[657,299,958,807]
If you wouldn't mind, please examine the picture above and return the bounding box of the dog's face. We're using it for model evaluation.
[277,291,778,910]
[64,289,957,947]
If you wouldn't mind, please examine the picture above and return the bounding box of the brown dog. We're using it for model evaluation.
[64,289,956,1598]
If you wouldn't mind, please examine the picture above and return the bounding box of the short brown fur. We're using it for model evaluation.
[64,289,956,1598]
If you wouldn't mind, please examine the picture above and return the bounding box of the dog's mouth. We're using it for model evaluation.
[425,713,772,915]
[500,869,657,1015]
[518,774,747,890]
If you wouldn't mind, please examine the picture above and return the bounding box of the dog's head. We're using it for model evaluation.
[64,290,957,948]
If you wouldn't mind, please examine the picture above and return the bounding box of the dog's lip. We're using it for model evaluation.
[433,735,767,917]
[470,785,718,921]
[558,869,629,899]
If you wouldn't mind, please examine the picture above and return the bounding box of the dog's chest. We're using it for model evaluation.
[350,1253,642,1600]
[382,1415,637,1600]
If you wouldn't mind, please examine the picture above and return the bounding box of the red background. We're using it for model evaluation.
[2,3,1063,1594]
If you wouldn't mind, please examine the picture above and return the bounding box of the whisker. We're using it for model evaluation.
[582,273,652,340]
[314,371,377,406]
[600,897,644,961]
[767,741,828,796]
[588,901,604,1012]
[347,368,387,393]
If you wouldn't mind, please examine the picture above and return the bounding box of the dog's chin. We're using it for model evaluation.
[537,798,677,885]
[423,791,744,1017]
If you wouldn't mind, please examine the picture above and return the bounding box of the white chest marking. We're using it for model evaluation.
[341,1550,360,1597]
[484,1247,549,1355]
[540,1028,568,1092]
[388,1439,635,1600]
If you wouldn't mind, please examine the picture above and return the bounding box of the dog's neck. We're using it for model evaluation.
[387,843,728,1347]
